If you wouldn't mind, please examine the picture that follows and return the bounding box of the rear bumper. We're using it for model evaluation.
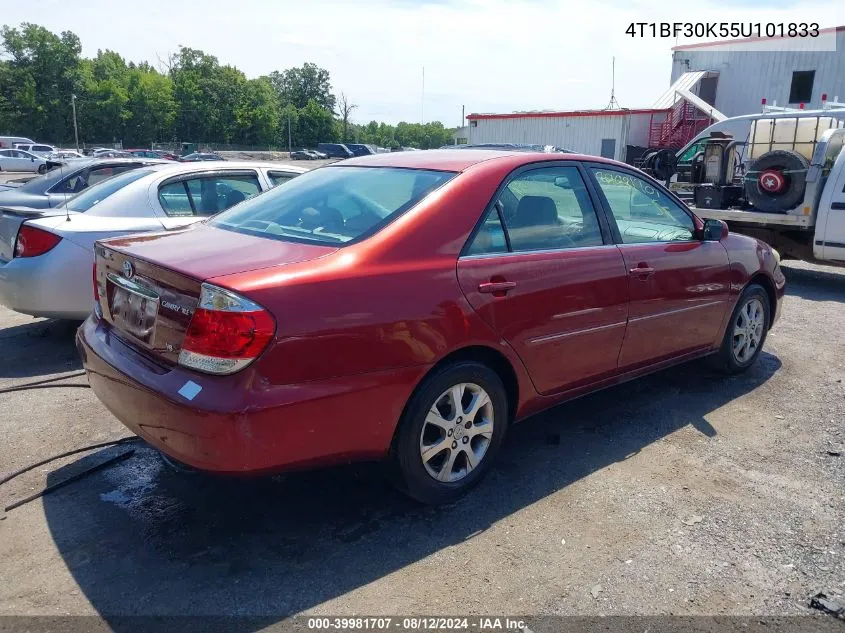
[0,239,93,319]
[77,316,429,473]
[772,264,787,327]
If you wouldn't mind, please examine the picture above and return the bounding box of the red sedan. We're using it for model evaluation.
[77,150,785,503]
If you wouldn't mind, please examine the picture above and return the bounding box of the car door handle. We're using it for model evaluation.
[630,266,655,276]
[478,281,517,294]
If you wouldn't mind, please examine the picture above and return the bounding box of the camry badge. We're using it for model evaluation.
[123,260,134,279]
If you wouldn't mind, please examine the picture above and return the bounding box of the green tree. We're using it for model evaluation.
[75,50,131,143]
[125,65,176,145]
[268,62,335,111]
[0,22,82,142]
[234,77,279,146]
[296,99,336,148]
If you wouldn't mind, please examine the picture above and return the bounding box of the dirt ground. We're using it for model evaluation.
[0,258,843,623]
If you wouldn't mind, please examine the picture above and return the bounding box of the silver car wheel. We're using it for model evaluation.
[419,382,494,483]
[732,297,765,363]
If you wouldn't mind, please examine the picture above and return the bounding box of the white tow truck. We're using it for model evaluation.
[664,105,845,267]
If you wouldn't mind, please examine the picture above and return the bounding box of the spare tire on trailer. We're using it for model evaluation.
[640,148,678,182]
[744,149,809,213]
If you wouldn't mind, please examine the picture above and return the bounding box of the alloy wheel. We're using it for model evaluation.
[732,297,765,363]
[419,382,494,483]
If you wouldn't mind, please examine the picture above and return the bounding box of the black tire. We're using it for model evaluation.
[651,148,678,181]
[390,361,509,504]
[707,284,771,374]
[37,164,47,174]
[744,150,809,213]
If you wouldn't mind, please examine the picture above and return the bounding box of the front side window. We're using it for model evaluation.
[679,141,704,163]
[159,174,262,217]
[211,166,455,245]
[590,167,695,243]
[465,166,603,255]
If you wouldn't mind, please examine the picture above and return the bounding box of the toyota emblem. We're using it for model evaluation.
[123,260,135,279]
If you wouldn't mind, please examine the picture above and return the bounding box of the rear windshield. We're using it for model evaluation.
[64,168,155,212]
[211,166,455,245]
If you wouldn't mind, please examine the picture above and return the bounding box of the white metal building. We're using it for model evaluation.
[462,25,844,161]
[670,26,845,117]
[464,109,668,161]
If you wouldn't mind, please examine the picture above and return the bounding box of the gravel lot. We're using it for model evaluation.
[0,246,843,621]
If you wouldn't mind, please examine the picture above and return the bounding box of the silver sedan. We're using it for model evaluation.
[0,148,48,174]
[0,161,308,320]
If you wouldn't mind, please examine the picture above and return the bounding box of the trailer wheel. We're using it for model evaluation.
[744,150,809,213]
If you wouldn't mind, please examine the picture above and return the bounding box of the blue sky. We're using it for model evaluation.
[4,0,844,125]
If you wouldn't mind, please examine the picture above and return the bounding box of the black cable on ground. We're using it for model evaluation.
[0,383,89,394]
[0,436,141,486]
[4,450,136,512]
[0,371,88,395]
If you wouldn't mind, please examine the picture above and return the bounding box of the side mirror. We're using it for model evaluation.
[702,218,729,241]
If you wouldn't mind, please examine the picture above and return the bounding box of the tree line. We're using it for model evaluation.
[0,23,456,150]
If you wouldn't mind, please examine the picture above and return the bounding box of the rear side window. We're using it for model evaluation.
[158,174,261,217]
[88,165,136,186]
[465,166,604,254]
[65,168,154,212]
[268,171,296,187]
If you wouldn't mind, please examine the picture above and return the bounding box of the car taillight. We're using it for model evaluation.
[92,262,104,318]
[178,283,275,375]
[14,225,62,258]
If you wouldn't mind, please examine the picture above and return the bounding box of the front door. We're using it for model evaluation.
[586,165,732,369]
[457,164,629,395]
[817,142,845,263]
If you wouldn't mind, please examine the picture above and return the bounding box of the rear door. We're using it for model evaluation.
[10,150,36,172]
[155,170,263,229]
[586,164,731,369]
[457,163,629,395]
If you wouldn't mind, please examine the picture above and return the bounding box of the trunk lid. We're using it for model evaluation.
[0,205,68,262]
[95,223,337,364]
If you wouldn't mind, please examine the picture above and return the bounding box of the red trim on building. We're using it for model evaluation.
[466,108,668,121]
[671,24,844,51]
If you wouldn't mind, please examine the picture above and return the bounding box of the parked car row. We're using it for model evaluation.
[0,160,307,320]
[21,148,781,505]
[290,149,328,160]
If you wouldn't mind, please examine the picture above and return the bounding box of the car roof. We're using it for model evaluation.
[144,160,308,175]
[18,158,170,191]
[339,148,621,172]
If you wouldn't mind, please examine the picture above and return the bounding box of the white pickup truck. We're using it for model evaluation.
[668,112,845,267]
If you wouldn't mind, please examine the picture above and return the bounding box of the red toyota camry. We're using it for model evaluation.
[77,150,785,503]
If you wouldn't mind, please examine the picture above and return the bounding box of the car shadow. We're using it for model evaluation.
[39,352,781,628]
[781,262,845,302]
[0,318,83,379]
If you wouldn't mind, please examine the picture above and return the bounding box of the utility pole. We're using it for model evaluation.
[287,113,292,153]
[71,94,80,152]
[462,104,465,127]
[421,66,425,124]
